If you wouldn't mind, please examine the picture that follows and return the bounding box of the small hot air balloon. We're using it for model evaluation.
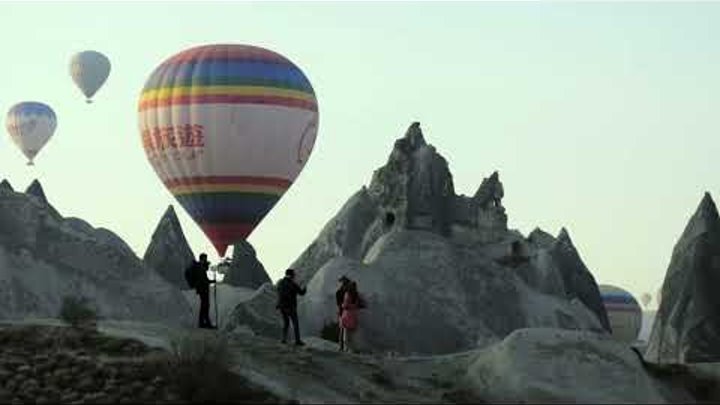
[138,44,319,257]
[600,284,643,343]
[70,50,111,103]
[6,102,57,165]
[640,292,652,309]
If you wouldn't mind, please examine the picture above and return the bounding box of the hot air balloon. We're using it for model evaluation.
[6,102,57,165]
[599,284,643,343]
[70,50,111,103]
[138,44,319,257]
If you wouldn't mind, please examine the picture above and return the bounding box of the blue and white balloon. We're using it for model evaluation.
[6,102,57,165]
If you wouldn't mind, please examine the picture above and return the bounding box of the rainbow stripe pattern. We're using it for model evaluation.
[138,45,317,112]
[139,44,318,257]
[165,175,291,255]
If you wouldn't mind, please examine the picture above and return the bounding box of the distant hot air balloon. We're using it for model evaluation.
[138,44,319,257]
[640,292,652,309]
[600,284,643,343]
[70,50,111,103]
[5,102,57,165]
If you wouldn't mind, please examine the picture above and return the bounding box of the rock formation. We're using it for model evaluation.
[227,122,612,355]
[24,179,48,205]
[292,122,509,286]
[549,228,612,331]
[0,179,14,194]
[221,240,272,289]
[143,205,195,290]
[645,192,720,364]
[461,328,687,403]
[224,283,283,338]
[0,188,192,325]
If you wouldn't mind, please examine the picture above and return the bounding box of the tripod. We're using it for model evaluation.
[213,266,219,328]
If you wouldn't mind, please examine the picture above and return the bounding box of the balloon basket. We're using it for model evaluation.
[27,161,34,166]
[86,99,93,104]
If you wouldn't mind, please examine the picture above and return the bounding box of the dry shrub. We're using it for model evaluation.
[58,296,98,330]
[166,331,237,402]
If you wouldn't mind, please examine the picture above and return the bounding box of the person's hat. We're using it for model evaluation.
[285,268,295,277]
[338,275,350,283]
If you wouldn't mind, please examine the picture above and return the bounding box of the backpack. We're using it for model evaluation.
[184,261,199,289]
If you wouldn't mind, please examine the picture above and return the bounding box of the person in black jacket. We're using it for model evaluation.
[194,253,216,329]
[276,268,306,346]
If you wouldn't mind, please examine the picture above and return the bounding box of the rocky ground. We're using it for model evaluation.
[1,319,718,404]
[0,324,280,404]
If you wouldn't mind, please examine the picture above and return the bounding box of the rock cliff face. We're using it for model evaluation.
[549,228,612,331]
[292,122,509,286]
[143,205,195,290]
[461,328,684,403]
[222,241,272,289]
[645,192,720,364]
[0,185,192,325]
[24,179,48,205]
[227,123,612,355]
[0,179,14,194]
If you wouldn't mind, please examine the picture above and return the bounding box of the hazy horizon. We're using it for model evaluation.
[2,2,720,305]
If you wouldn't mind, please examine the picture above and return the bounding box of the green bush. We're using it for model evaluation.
[58,296,98,330]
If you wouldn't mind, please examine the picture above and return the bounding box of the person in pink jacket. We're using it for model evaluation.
[340,281,363,352]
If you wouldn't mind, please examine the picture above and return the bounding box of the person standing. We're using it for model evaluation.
[336,276,351,350]
[276,269,307,346]
[190,253,216,329]
[340,281,363,352]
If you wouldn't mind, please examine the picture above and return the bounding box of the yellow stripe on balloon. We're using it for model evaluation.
[140,86,314,102]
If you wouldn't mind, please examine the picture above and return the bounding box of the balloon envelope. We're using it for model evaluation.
[600,284,643,342]
[6,102,57,165]
[70,50,111,102]
[138,44,319,257]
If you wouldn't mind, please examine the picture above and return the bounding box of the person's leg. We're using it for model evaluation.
[290,310,302,344]
[197,293,203,328]
[204,291,213,327]
[281,309,290,343]
[342,328,350,352]
[199,291,209,328]
[338,321,344,351]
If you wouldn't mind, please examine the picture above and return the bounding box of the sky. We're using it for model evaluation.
[1,1,719,306]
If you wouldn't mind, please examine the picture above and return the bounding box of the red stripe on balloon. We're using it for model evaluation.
[139,95,317,112]
[164,176,291,188]
[199,222,256,257]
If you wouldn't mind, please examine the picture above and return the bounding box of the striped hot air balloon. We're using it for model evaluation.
[599,284,643,343]
[138,44,319,257]
[5,102,57,166]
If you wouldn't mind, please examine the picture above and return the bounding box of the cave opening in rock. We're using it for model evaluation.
[384,212,396,228]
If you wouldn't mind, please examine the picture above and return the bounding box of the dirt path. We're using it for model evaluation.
[223,332,477,404]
